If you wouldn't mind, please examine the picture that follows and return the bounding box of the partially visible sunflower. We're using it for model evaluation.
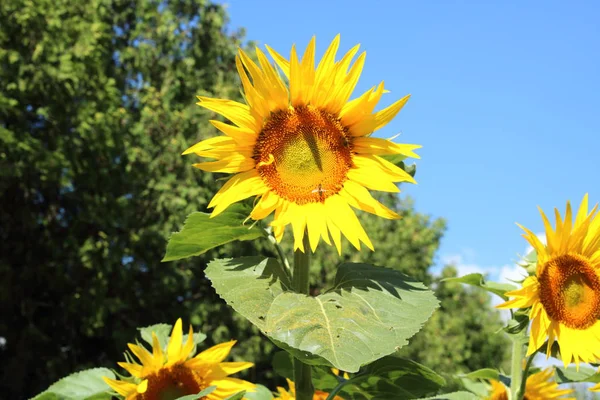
[275,378,343,400]
[487,369,574,399]
[497,195,600,366]
[103,319,255,400]
[184,35,420,254]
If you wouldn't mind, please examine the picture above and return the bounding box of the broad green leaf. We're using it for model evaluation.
[32,368,115,400]
[554,365,599,383]
[442,273,517,300]
[162,204,263,262]
[264,263,439,372]
[417,392,479,400]
[340,356,445,399]
[175,386,216,400]
[205,257,291,328]
[244,384,274,400]
[205,257,330,366]
[207,259,438,372]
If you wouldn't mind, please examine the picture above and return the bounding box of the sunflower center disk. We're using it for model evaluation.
[253,105,353,204]
[539,253,600,329]
[141,365,206,400]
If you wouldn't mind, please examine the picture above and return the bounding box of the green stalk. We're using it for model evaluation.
[516,352,535,399]
[510,336,524,400]
[292,234,314,400]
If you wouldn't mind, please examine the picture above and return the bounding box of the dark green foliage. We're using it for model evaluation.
[398,266,511,391]
[0,0,508,397]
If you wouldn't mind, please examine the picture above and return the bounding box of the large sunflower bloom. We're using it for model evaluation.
[498,195,600,366]
[103,319,255,400]
[275,378,343,400]
[184,35,420,253]
[487,369,574,399]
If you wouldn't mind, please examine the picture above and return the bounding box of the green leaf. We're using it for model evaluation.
[463,368,499,381]
[224,391,246,400]
[342,356,445,399]
[264,263,439,372]
[207,258,438,372]
[554,365,599,383]
[175,386,216,400]
[381,155,417,178]
[244,384,274,400]
[205,257,291,328]
[139,323,173,350]
[162,204,264,262]
[32,368,115,400]
[442,273,517,300]
[272,351,339,390]
[417,391,480,400]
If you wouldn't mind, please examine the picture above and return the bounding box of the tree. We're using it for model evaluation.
[398,265,511,391]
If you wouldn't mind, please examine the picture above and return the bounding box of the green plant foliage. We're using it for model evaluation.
[162,205,264,261]
[417,392,480,400]
[272,351,445,400]
[554,366,599,384]
[399,266,511,392]
[31,368,114,400]
[207,257,438,372]
[244,384,274,400]
[442,273,517,301]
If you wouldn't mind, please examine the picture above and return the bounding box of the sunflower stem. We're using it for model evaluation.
[510,335,525,400]
[516,352,535,399]
[292,234,314,400]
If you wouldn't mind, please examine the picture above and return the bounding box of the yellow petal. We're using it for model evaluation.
[166,318,183,365]
[193,340,236,363]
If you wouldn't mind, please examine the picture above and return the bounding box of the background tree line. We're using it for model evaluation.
[0,0,509,398]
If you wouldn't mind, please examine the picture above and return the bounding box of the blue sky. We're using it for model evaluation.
[219,0,600,281]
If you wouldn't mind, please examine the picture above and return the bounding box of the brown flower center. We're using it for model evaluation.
[137,364,207,400]
[538,253,600,329]
[253,105,353,204]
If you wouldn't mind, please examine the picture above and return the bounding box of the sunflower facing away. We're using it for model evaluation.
[486,368,574,400]
[103,319,255,400]
[183,35,420,253]
[275,378,343,400]
[498,195,600,366]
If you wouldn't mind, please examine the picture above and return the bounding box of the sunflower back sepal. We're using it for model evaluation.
[162,204,264,262]
[442,273,517,301]
[31,368,115,400]
[380,155,417,178]
[503,311,530,335]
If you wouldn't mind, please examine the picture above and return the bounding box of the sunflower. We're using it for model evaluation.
[275,378,343,400]
[487,369,574,400]
[183,35,419,254]
[497,195,600,366]
[103,319,255,400]
[591,379,600,392]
